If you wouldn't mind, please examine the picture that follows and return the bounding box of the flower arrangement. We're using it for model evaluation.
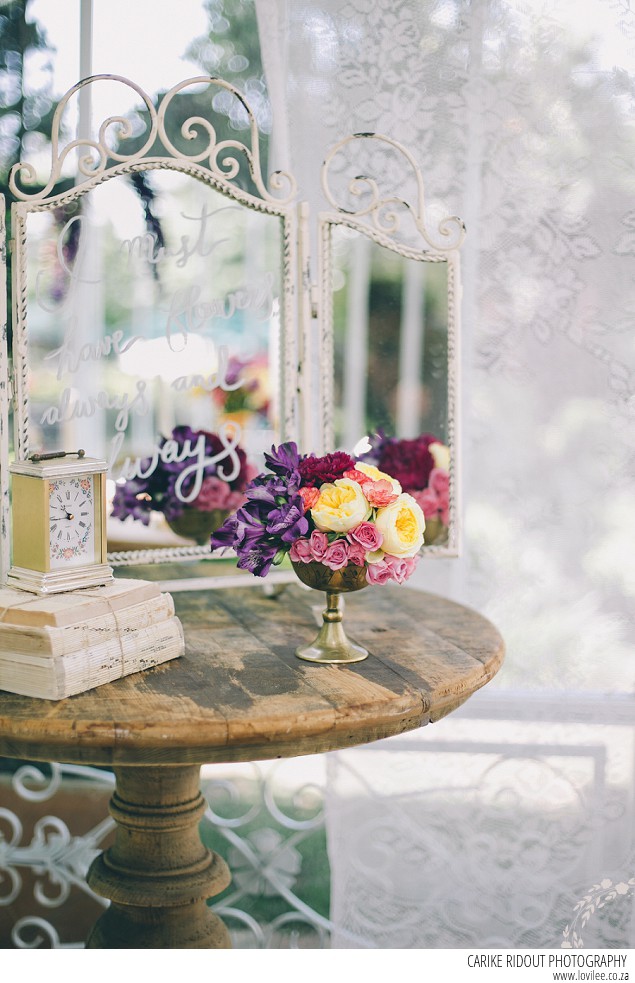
[359,432,450,544]
[212,352,271,430]
[210,441,426,585]
[111,425,255,534]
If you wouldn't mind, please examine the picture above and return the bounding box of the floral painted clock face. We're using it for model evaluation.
[48,476,96,569]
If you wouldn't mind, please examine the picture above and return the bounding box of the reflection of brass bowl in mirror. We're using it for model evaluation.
[166,509,230,546]
[423,517,449,546]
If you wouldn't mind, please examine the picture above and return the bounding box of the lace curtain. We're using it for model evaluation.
[256,0,635,948]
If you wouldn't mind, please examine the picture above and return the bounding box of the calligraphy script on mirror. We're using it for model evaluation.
[34,204,277,501]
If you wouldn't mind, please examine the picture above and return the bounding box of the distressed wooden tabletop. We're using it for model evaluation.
[0,584,504,766]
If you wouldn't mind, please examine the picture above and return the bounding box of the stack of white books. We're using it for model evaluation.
[0,579,184,700]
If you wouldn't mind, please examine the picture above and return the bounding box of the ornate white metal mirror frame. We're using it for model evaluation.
[316,134,465,555]
[0,75,465,582]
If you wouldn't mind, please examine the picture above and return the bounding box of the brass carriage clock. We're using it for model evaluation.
[7,450,114,594]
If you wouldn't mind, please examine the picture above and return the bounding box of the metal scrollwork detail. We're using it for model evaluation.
[201,762,374,948]
[9,74,297,206]
[11,763,62,802]
[1,763,115,945]
[0,808,113,913]
[321,132,465,252]
[11,915,83,949]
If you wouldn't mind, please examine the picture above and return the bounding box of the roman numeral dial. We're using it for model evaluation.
[48,475,96,567]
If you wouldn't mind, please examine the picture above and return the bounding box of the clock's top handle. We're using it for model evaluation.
[30,449,86,462]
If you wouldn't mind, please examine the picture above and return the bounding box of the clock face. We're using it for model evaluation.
[48,475,97,569]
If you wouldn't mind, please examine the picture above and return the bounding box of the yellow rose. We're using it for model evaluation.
[355,462,402,494]
[311,478,372,534]
[429,441,450,471]
[375,493,425,557]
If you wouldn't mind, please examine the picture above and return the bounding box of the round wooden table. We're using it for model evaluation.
[0,584,504,949]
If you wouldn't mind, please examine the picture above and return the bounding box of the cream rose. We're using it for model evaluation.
[355,461,402,495]
[311,478,372,534]
[375,493,425,557]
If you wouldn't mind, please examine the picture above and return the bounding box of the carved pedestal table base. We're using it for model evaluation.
[86,765,231,949]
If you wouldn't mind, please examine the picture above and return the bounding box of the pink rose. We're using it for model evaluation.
[411,488,440,519]
[290,538,313,563]
[346,541,366,566]
[365,559,393,585]
[323,539,349,570]
[383,554,418,584]
[364,479,399,508]
[299,486,320,511]
[429,468,449,496]
[194,476,231,511]
[437,492,449,526]
[348,521,383,552]
[309,530,329,561]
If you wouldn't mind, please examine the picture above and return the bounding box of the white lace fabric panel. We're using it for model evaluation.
[256,0,635,948]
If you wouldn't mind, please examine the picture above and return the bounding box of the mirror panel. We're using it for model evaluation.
[323,222,458,551]
[17,169,288,560]
[331,226,449,447]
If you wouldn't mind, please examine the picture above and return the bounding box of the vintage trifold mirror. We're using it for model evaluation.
[316,134,464,555]
[0,77,464,583]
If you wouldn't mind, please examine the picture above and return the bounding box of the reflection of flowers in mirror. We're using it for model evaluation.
[359,432,450,546]
[110,426,257,544]
[212,352,272,430]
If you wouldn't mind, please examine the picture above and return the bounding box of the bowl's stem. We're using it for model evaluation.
[295,590,369,664]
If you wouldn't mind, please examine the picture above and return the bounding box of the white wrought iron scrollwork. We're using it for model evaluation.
[11,916,83,949]
[0,763,114,947]
[321,132,465,253]
[9,75,297,207]
[11,762,62,802]
[201,761,375,948]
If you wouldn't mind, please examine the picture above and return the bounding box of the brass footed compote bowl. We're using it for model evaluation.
[291,561,369,664]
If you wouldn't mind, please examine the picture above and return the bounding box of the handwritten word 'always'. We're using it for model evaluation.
[39,380,149,433]
[109,423,242,503]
